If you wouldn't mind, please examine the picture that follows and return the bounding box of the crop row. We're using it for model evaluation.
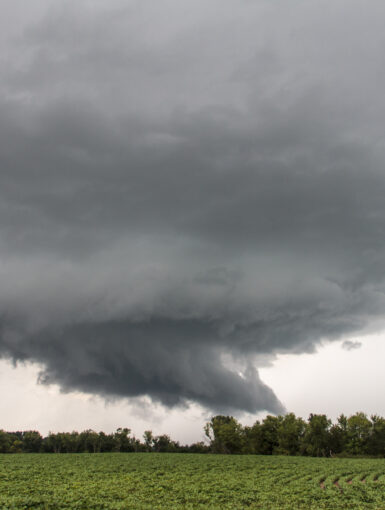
[1,453,385,509]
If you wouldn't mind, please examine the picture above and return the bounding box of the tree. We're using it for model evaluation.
[153,434,179,453]
[46,432,66,453]
[329,414,348,454]
[367,415,385,456]
[204,416,244,454]
[258,415,282,455]
[0,430,11,453]
[346,412,371,455]
[79,430,101,453]
[113,428,132,452]
[186,441,210,453]
[22,431,43,453]
[98,431,115,452]
[61,432,80,453]
[243,422,262,454]
[301,414,331,457]
[276,414,306,455]
[143,430,154,452]
[9,438,23,453]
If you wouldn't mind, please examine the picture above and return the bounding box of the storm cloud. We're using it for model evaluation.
[1,0,385,413]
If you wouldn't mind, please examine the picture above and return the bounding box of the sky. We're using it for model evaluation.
[1,0,385,442]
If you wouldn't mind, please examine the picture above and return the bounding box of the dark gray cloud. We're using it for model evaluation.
[1,0,385,414]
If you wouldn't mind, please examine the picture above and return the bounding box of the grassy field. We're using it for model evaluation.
[1,453,385,509]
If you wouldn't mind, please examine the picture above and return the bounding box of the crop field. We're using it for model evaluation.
[1,453,385,509]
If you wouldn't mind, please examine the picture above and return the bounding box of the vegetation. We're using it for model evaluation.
[2,411,385,456]
[0,427,209,455]
[1,453,385,509]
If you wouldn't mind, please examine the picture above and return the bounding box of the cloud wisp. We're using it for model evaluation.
[342,340,363,352]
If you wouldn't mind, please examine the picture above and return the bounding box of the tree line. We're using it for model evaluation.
[1,412,385,456]
[205,413,385,456]
[0,428,209,454]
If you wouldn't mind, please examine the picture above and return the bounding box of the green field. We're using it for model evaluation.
[1,453,385,509]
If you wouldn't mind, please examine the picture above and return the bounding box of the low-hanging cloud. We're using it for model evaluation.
[342,340,363,352]
[1,0,385,414]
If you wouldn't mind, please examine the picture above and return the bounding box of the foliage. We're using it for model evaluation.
[346,412,372,455]
[301,414,331,457]
[2,411,385,457]
[204,415,244,454]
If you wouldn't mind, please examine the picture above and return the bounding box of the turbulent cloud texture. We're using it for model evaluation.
[1,0,385,413]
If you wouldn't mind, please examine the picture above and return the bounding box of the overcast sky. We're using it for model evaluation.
[1,0,385,441]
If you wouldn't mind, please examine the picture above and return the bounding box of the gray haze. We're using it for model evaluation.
[1,0,385,414]
[342,340,362,352]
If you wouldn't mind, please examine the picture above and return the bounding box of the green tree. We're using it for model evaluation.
[143,430,154,452]
[329,414,348,454]
[46,432,66,453]
[258,415,282,455]
[301,414,331,457]
[187,441,210,453]
[0,430,11,453]
[79,430,101,453]
[22,431,43,453]
[367,415,385,456]
[276,413,306,455]
[205,416,244,454]
[9,439,23,453]
[153,434,179,452]
[243,422,262,454]
[113,428,132,452]
[61,432,80,453]
[346,412,371,455]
